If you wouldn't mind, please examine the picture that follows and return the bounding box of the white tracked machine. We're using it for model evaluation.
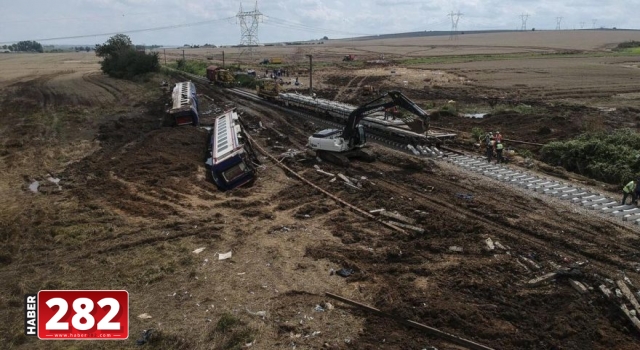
[307,91,429,166]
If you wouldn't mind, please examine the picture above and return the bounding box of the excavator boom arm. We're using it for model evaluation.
[341,91,429,140]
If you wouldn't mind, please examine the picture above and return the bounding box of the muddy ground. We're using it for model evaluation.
[2,45,640,350]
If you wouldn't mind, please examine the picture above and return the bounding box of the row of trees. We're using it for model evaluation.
[2,41,43,52]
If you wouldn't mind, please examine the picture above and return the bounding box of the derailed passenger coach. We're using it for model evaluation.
[169,81,199,126]
[206,109,257,191]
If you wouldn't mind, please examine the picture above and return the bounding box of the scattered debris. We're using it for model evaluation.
[314,304,325,312]
[137,313,152,319]
[192,247,206,254]
[29,181,39,193]
[338,174,362,190]
[336,268,354,277]
[136,329,153,345]
[494,241,507,250]
[599,285,613,298]
[47,176,62,190]
[485,238,495,251]
[519,256,541,270]
[377,210,416,225]
[278,149,305,162]
[616,280,640,314]
[219,251,232,260]
[455,193,473,200]
[528,272,559,286]
[620,304,640,332]
[326,292,495,350]
[384,221,424,234]
[246,309,267,318]
[449,246,464,253]
[315,166,335,177]
[569,279,589,294]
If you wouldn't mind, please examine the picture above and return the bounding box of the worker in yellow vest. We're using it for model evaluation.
[495,141,504,164]
[622,179,636,205]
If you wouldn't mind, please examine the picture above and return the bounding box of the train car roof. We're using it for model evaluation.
[212,110,244,162]
[171,81,196,110]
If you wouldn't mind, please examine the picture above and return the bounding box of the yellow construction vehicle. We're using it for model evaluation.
[206,66,236,87]
[256,79,281,100]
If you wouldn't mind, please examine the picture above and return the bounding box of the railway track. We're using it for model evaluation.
[223,86,640,228]
[171,70,640,228]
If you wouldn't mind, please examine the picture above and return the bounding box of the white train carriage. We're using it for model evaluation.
[169,81,200,126]
[205,109,257,191]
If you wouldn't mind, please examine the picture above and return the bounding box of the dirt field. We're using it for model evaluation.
[2,31,640,349]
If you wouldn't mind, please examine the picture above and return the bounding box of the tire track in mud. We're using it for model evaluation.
[334,75,366,101]
[81,72,120,103]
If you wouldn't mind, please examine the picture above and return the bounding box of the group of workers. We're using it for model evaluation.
[621,178,640,205]
[482,131,505,164]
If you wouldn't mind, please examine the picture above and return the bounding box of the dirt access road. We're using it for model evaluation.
[2,34,640,349]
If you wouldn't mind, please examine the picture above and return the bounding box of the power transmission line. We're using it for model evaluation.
[556,17,563,30]
[520,13,529,31]
[0,17,234,45]
[236,1,263,58]
[592,19,597,29]
[448,11,463,40]
[263,16,373,37]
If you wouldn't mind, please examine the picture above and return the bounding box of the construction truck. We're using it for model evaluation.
[343,54,356,62]
[307,91,429,166]
[259,57,283,65]
[256,79,281,100]
[206,66,236,87]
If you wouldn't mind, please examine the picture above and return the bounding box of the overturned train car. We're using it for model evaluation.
[169,81,200,126]
[205,109,258,191]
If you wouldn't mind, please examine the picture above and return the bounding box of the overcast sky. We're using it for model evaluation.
[0,0,635,46]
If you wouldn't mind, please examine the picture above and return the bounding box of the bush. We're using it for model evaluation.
[100,50,160,79]
[471,127,485,141]
[616,41,640,50]
[96,34,159,79]
[171,59,209,76]
[541,128,640,184]
[235,74,256,88]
